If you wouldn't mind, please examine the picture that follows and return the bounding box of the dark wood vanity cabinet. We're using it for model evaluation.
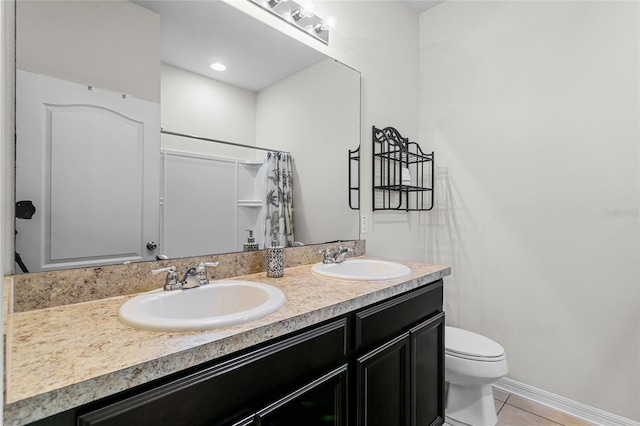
[354,283,445,426]
[76,319,348,426]
[29,280,443,426]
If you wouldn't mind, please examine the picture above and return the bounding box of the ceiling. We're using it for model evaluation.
[404,0,447,13]
[133,0,445,92]
[133,1,326,92]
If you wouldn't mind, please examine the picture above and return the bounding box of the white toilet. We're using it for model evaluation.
[445,326,508,426]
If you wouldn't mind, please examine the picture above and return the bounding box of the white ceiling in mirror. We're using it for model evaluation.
[404,0,446,13]
[133,0,327,91]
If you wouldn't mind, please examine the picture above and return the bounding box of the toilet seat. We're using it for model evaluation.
[445,326,505,362]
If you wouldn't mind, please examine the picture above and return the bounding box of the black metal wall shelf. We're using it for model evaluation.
[372,126,434,211]
[348,144,360,210]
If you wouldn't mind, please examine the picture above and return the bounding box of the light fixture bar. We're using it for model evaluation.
[249,0,329,45]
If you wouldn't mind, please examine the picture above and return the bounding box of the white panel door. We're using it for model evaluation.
[16,70,161,272]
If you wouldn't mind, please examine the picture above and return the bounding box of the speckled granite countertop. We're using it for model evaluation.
[4,257,450,426]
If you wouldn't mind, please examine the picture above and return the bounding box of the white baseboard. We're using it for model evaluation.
[494,377,639,426]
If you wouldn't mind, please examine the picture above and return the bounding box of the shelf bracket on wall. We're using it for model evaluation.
[372,126,434,211]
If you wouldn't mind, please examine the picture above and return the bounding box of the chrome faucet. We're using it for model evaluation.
[181,267,200,289]
[319,246,352,264]
[152,262,219,291]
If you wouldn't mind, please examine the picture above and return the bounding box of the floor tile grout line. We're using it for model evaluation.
[498,393,510,415]
[495,392,510,415]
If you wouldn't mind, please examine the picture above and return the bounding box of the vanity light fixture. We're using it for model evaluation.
[249,0,329,44]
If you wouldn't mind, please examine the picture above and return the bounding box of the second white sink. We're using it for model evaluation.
[312,258,411,281]
[119,281,286,332]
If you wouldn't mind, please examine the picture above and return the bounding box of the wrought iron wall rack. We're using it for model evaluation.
[372,126,434,211]
[348,144,360,210]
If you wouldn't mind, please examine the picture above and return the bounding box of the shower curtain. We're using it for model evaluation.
[264,151,294,247]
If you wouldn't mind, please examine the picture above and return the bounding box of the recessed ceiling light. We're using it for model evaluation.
[210,62,227,72]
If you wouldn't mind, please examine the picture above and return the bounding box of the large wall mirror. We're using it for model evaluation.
[13,0,360,274]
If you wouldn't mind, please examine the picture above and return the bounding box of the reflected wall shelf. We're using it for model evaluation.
[372,126,434,211]
[236,159,266,249]
[237,200,263,207]
[236,160,265,208]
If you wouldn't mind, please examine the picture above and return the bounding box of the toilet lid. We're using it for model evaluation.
[445,326,505,360]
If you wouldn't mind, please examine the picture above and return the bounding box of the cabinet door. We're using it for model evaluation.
[357,333,410,426]
[355,281,442,354]
[411,312,445,426]
[255,365,348,426]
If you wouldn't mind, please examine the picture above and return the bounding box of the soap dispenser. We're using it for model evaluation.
[243,229,259,252]
[266,232,284,278]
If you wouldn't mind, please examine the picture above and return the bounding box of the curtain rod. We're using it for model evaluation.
[161,129,290,154]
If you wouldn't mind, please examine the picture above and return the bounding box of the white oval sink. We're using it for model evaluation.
[311,259,411,281]
[119,281,286,332]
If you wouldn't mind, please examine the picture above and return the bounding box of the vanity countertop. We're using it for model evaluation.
[4,257,450,426]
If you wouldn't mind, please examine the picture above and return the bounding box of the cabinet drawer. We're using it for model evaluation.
[77,318,347,426]
[355,281,442,353]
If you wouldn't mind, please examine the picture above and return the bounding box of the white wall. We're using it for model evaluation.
[161,64,258,160]
[16,0,160,103]
[240,0,420,251]
[311,0,422,260]
[256,58,361,245]
[419,1,639,421]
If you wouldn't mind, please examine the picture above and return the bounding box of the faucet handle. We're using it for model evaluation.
[152,266,177,276]
[196,262,219,285]
[334,247,352,263]
[152,266,181,290]
[318,248,333,264]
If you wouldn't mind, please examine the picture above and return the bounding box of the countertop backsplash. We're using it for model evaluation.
[8,240,366,313]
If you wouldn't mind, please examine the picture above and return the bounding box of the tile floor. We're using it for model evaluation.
[491,387,594,426]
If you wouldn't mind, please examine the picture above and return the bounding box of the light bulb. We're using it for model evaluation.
[314,20,329,33]
[292,3,315,20]
[210,63,227,72]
